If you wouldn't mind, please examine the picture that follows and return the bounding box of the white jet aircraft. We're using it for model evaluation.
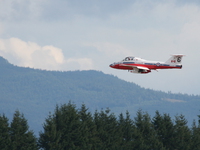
[110,54,185,74]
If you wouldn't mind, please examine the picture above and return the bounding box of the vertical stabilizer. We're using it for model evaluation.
[165,54,185,65]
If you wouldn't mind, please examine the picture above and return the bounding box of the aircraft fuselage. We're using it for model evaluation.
[110,55,184,74]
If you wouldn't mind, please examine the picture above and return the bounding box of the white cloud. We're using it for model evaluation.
[0,38,64,70]
[42,46,64,64]
[0,38,94,71]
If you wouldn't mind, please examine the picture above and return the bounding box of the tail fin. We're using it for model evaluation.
[165,54,185,65]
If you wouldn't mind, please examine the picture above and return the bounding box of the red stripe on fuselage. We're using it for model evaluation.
[111,63,181,70]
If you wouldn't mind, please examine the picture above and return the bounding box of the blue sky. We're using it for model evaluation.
[0,0,200,95]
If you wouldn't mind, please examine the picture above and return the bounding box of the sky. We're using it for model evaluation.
[0,0,200,95]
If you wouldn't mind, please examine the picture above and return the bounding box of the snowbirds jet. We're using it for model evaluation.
[109,54,185,74]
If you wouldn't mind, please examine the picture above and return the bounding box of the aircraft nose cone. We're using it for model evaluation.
[110,62,119,69]
[110,63,117,68]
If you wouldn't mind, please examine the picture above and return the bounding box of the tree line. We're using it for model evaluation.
[1,102,200,150]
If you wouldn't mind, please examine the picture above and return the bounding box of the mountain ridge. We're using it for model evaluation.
[0,56,199,134]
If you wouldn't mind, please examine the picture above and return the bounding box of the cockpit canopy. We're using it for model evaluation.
[122,57,135,61]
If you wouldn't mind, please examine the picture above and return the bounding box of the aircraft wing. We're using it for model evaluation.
[120,64,150,71]
[136,66,150,70]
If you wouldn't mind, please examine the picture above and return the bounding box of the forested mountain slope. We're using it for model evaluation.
[0,56,199,134]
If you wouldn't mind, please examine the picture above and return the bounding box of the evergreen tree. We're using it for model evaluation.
[118,111,137,150]
[190,115,200,150]
[94,108,121,150]
[0,114,11,149]
[172,114,191,150]
[10,110,37,150]
[37,102,200,150]
[78,104,100,150]
[152,111,174,149]
[134,110,165,150]
[39,102,82,149]
[38,113,62,149]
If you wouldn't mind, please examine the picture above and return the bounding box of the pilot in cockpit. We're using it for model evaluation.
[123,57,134,61]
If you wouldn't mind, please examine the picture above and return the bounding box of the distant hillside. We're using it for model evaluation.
[0,56,199,135]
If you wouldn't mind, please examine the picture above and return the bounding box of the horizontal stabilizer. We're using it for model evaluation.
[171,54,185,57]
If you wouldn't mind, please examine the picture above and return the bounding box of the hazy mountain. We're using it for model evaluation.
[0,56,199,135]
